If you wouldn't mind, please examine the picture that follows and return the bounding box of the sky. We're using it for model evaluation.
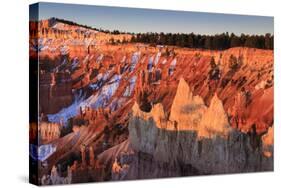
[30,2,274,35]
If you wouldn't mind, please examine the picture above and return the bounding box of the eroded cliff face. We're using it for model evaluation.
[39,72,73,114]
[126,78,273,177]
[31,19,274,184]
[32,19,273,133]
[39,122,61,144]
[169,78,206,131]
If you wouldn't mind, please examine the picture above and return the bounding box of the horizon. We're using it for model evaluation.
[30,2,274,36]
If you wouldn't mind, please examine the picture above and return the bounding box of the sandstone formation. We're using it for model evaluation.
[29,18,274,184]
[127,78,273,176]
[39,122,61,143]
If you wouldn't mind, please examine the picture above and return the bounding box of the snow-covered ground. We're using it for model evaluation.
[121,56,126,63]
[47,90,86,124]
[84,38,92,47]
[96,54,104,63]
[130,51,141,71]
[47,74,122,124]
[171,58,177,67]
[154,52,161,65]
[109,97,128,112]
[30,38,50,52]
[60,45,69,55]
[30,144,57,162]
[71,57,79,70]
[52,22,66,30]
[123,76,137,97]
[147,56,154,71]
[169,58,177,75]
[81,74,122,110]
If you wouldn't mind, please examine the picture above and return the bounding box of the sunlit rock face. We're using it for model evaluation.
[33,17,274,134]
[199,93,232,139]
[39,122,61,143]
[128,78,273,175]
[30,18,273,184]
[169,78,206,131]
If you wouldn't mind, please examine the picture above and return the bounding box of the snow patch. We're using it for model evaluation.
[89,83,101,90]
[171,58,177,67]
[130,52,141,71]
[147,56,154,72]
[169,58,177,76]
[71,57,79,70]
[47,90,85,124]
[30,144,57,162]
[60,45,69,55]
[109,97,127,111]
[121,56,126,63]
[154,52,161,65]
[123,76,137,97]
[84,38,92,47]
[80,74,122,110]
[30,38,50,52]
[96,54,104,63]
[52,22,65,30]
[48,74,122,123]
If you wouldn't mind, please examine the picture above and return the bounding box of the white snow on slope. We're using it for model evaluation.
[71,57,79,70]
[38,144,57,161]
[169,58,177,76]
[30,144,57,162]
[123,76,137,97]
[96,54,104,63]
[81,74,122,110]
[52,22,66,30]
[130,52,141,71]
[84,38,92,47]
[171,58,177,67]
[162,59,167,64]
[60,45,69,55]
[47,90,85,124]
[121,56,126,63]
[30,38,48,52]
[154,52,161,65]
[109,97,128,112]
[147,56,154,72]
[47,74,122,123]
[89,82,101,90]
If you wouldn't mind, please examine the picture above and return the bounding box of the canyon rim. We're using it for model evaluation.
[29,2,274,185]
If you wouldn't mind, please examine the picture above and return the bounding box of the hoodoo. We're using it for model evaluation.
[29,12,273,185]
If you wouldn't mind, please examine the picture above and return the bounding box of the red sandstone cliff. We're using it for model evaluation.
[30,18,274,184]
